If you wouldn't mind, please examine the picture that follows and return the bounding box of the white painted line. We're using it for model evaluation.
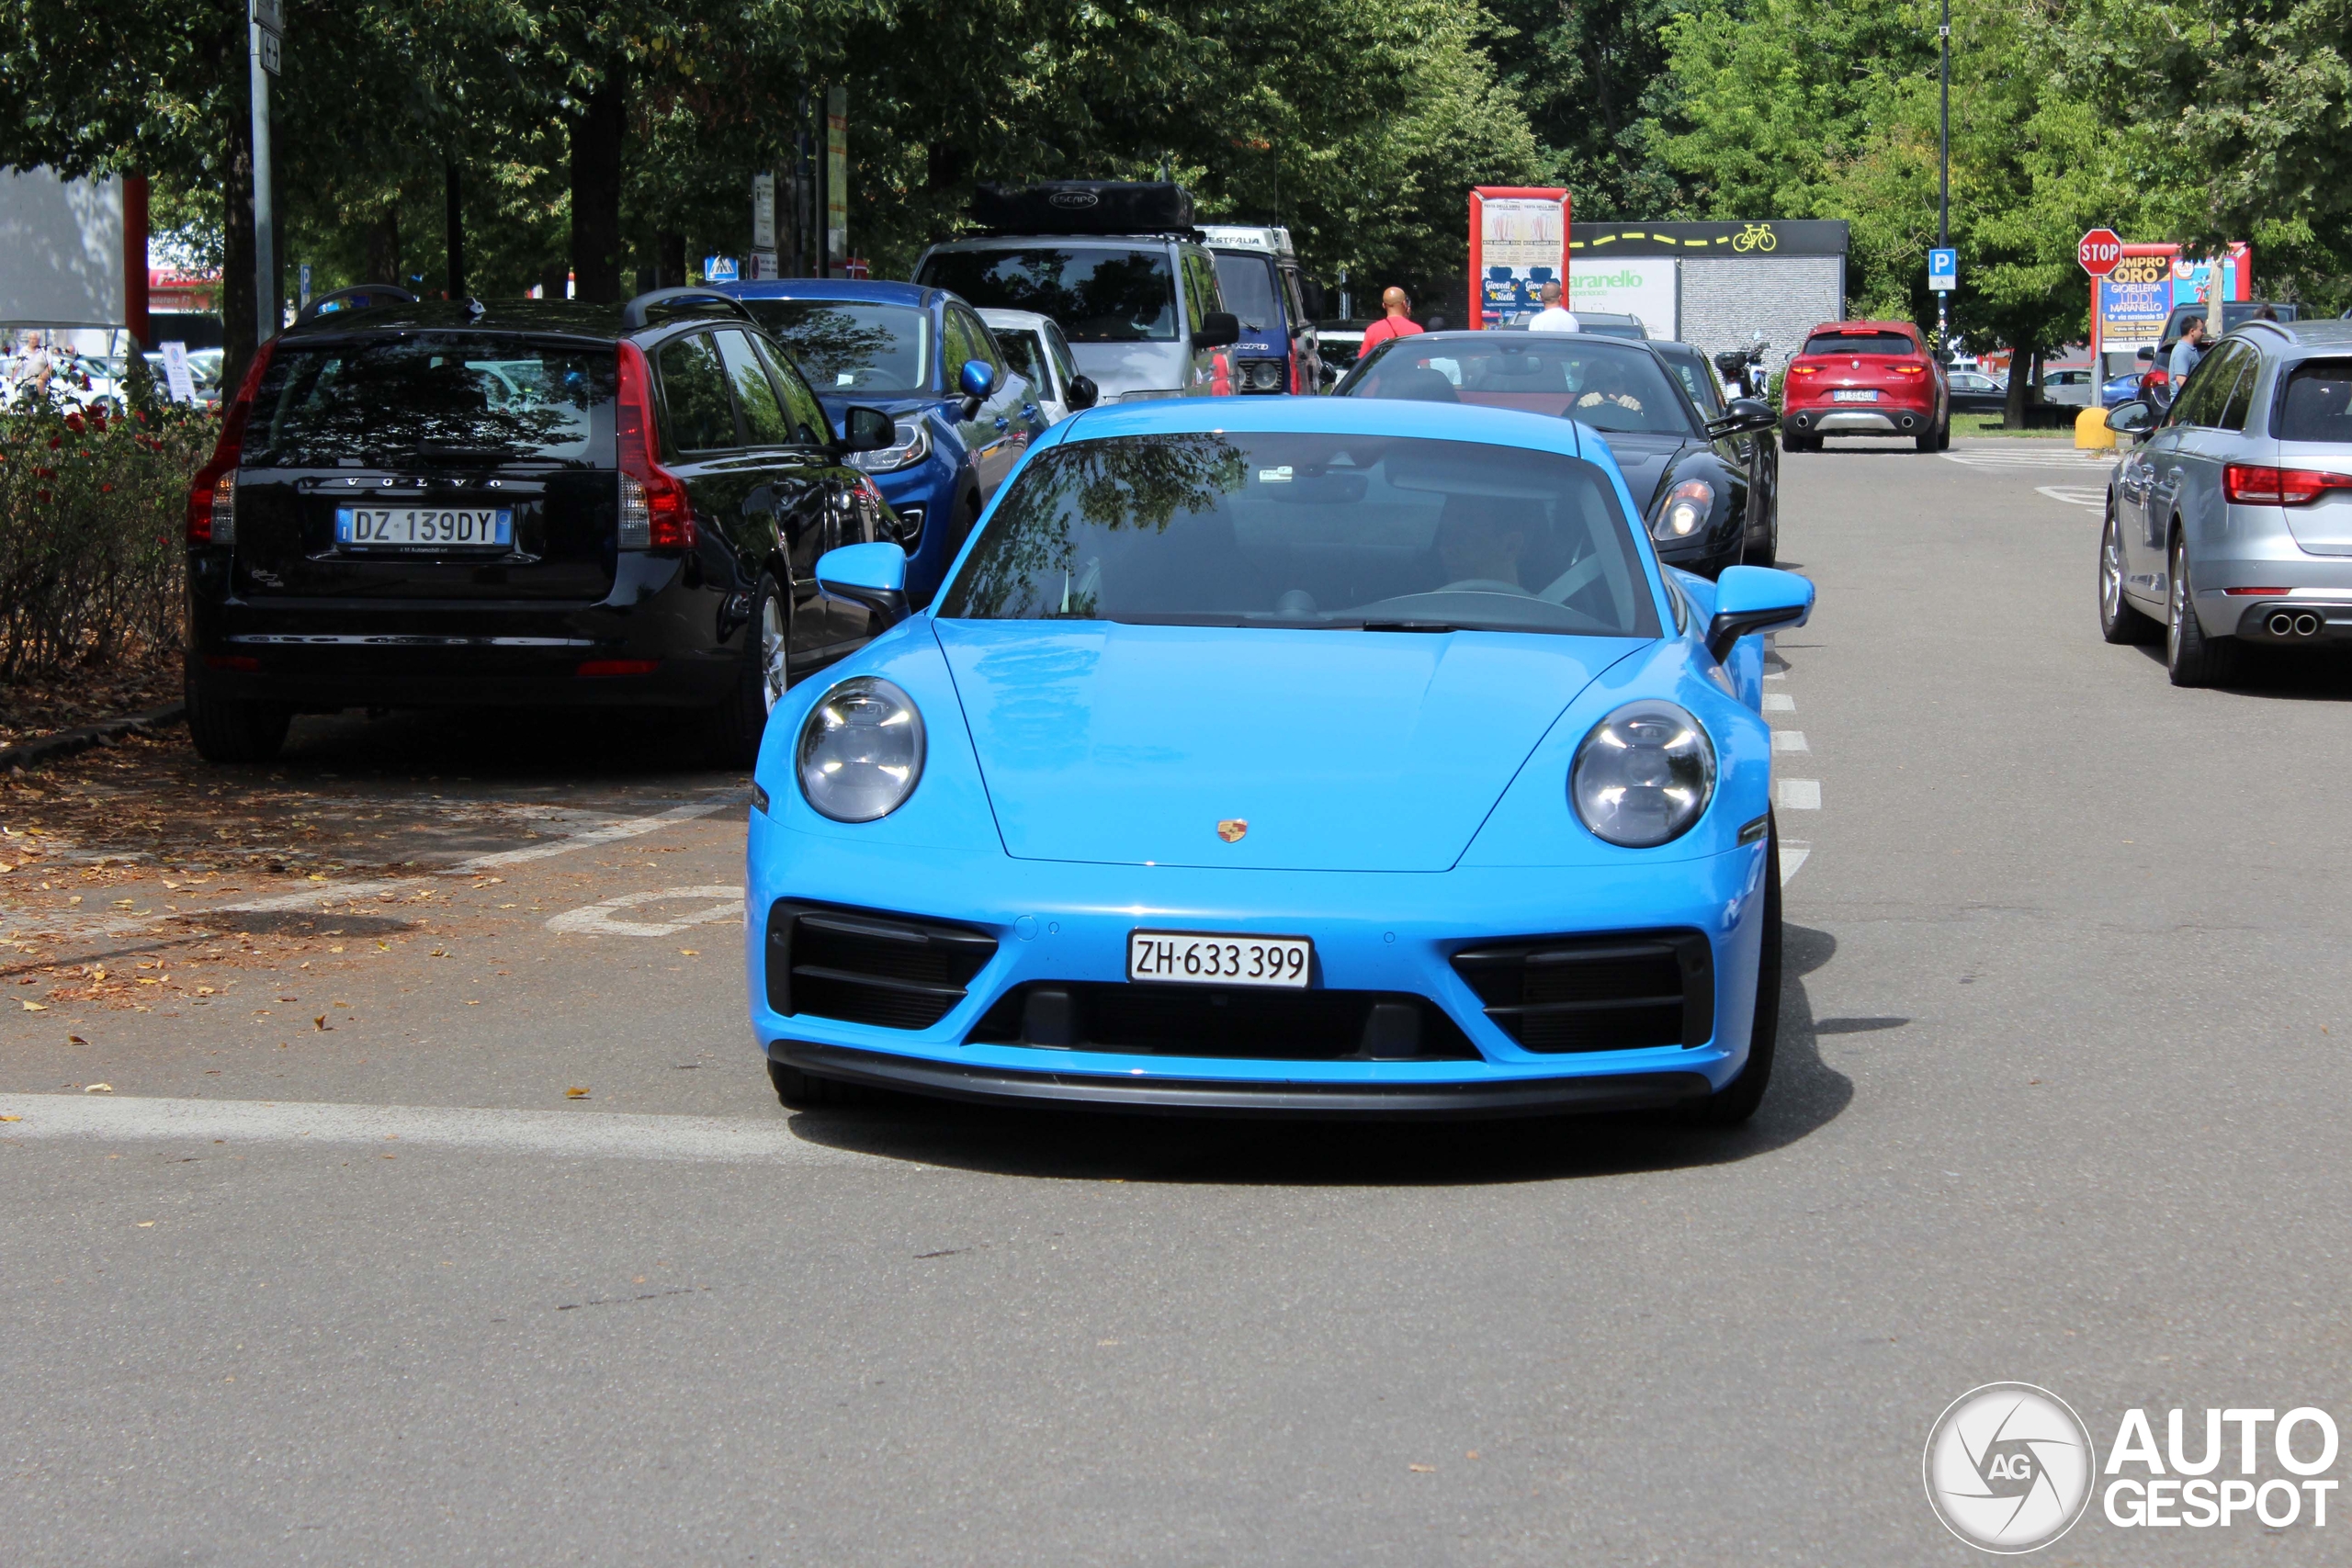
[1762,692,1795,713]
[1779,840,1811,886]
[206,794,749,916]
[455,794,748,873]
[2035,484,2106,509]
[1772,730,1810,753]
[1778,778,1822,810]
[547,886,744,938]
[0,1093,870,1168]
[1939,449,2114,469]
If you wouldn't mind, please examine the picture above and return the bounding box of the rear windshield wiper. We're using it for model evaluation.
[416,440,518,463]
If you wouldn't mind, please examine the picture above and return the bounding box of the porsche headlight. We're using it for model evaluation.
[797,677,925,822]
[1570,700,1716,847]
[1652,478,1714,540]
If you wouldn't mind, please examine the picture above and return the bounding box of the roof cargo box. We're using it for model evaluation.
[971,182,1195,237]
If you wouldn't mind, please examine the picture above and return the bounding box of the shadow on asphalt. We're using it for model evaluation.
[2130,641,2352,701]
[785,921,1855,1186]
[268,705,739,784]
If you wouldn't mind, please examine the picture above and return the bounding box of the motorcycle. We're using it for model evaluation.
[1713,333,1771,401]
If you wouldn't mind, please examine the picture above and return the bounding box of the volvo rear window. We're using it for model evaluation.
[940,432,1658,638]
[1803,332,1918,356]
[243,337,614,467]
[919,246,1177,342]
[2278,360,2352,443]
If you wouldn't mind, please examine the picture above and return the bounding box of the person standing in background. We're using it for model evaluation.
[2167,317,2209,384]
[1527,280,1579,333]
[1358,288,1424,355]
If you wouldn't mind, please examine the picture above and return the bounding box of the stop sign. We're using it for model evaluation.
[2078,229,2125,277]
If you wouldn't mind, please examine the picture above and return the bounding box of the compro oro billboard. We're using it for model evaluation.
[1568,258,1677,340]
[1470,186,1570,329]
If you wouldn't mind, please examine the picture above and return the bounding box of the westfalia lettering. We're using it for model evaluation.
[2102,1407,2340,1529]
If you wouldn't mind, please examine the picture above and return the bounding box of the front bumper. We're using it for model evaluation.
[746,822,1773,1116]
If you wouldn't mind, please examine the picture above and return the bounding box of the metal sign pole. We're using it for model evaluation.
[250,0,281,332]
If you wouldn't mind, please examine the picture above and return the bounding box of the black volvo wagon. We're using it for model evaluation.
[184,286,902,764]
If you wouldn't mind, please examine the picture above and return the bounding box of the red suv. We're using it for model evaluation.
[1781,321,1950,452]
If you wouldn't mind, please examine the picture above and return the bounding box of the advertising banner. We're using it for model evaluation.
[1469,187,1570,328]
[2097,253,2170,345]
[1568,257,1677,340]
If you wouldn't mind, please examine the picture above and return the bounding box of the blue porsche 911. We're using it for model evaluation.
[745,395,1814,1122]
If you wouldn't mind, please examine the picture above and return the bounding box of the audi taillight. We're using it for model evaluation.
[615,341,695,549]
[187,340,275,545]
[2224,464,2352,507]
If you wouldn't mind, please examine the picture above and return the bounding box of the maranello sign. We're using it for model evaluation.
[1567,263,1676,340]
[1924,1385,2341,1552]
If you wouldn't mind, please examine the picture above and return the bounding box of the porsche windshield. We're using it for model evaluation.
[938,433,1658,637]
[1345,338,1698,435]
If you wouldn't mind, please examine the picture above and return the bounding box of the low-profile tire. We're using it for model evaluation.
[184,660,292,764]
[1746,506,1779,568]
[1681,812,1781,1128]
[2098,511,2158,644]
[769,1059,880,1110]
[2166,535,2239,687]
[706,573,787,769]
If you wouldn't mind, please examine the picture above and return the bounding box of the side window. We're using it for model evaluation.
[942,309,982,380]
[2216,350,2260,432]
[993,327,1040,385]
[1045,323,1079,389]
[1280,267,1306,333]
[715,331,793,446]
[752,335,830,446]
[2167,347,2230,429]
[657,333,739,454]
[1181,250,1219,329]
[955,307,1004,375]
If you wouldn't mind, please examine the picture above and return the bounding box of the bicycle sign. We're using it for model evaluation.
[2077,228,2125,278]
[1731,222,1777,253]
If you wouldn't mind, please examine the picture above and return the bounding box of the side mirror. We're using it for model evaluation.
[817,541,911,629]
[1709,397,1780,438]
[1705,565,1815,661]
[1193,310,1241,350]
[1066,374,1099,411]
[957,358,997,400]
[2136,347,2155,363]
[2106,400,2155,435]
[840,405,896,453]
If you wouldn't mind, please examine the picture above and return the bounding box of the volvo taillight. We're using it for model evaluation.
[187,340,275,545]
[615,341,695,549]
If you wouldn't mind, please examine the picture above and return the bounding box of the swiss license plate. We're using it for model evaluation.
[1127,930,1312,989]
[1831,389,1878,403]
[334,507,514,547]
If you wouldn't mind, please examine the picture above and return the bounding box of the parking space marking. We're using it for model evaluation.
[546,886,744,938]
[1779,840,1811,886]
[1772,730,1810,753]
[2035,484,2107,509]
[0,1093,874,1168]
[1762,692,1795,713]
[1778,778,1821,811]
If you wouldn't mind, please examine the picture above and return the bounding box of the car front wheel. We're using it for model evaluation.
[1681,811,1781,1127]
[2098,511,2157,644]
[184,658,292,764]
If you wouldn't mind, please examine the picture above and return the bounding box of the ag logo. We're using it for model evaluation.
[1048,189,1100,209]
[1923,1383,2096,1553]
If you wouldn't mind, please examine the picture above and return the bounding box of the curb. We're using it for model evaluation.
[0,704,187,773]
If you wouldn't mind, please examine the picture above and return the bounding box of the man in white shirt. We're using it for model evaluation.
[1527,281,1579,333]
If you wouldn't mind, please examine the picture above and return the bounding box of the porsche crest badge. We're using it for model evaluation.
[1217,819,1249,843]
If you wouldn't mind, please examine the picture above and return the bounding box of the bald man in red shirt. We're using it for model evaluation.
[1358,288,1424,355]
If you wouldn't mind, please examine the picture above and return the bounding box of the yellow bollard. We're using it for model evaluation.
[2075,404,2116,450]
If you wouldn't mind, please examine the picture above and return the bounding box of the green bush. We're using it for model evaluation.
[0,395,216,681]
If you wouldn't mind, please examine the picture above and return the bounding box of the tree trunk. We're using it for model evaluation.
[2002,350,2030,428]
[570,70,627,303]
[220,62,258,396]
[445,160,467,300]
[655,230,685,289]
[365,204,401,288]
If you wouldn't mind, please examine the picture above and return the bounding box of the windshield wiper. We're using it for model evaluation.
[1358,619,1460,633]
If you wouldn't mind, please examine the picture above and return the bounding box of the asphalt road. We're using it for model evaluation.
[5,436,2348,1564]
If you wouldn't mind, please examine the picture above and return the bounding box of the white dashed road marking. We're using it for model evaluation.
[1772,730,1809,753]
[1778,779,1822,811]
[2036,484,2107,509]
[1762,692,1795,713]
[546,886,745,938]
[1779,841,1812,884]
[0,1093,870,1168]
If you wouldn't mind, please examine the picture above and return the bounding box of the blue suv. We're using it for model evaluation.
[720,279,1048,605]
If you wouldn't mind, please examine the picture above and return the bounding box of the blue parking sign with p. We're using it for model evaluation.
[1928,248,1957,291]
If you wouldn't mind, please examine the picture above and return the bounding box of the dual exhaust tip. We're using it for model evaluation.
[2267,611,2324,637]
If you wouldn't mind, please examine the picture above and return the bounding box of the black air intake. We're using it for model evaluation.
[967,983,1479,1061]
[764,902,997,1031]
[1451,931,1713,1052]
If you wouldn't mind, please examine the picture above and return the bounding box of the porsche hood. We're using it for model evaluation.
[933,621,1637,871]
